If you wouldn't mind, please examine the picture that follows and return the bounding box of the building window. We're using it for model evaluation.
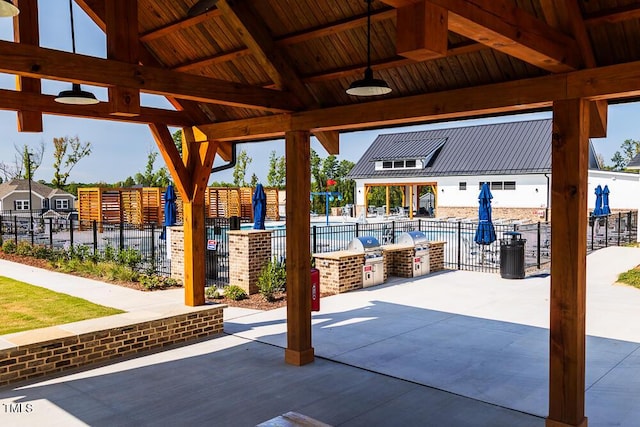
[393,160,404,168]
[55,199,69,210]
[459,182,467,190]
[503,181,516,190]
[491,182,503,190]
[405,160,416,168]
[382,161,392,169]
[15,200,30,210]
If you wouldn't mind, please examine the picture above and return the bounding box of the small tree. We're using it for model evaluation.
[232,150,252,187]
[51,136,92,189]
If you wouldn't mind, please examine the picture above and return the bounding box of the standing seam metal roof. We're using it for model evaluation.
[347,119,598,179]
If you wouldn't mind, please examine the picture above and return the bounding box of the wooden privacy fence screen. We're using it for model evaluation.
[79,186,279,225]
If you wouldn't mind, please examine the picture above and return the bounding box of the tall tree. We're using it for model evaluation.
[250,173,259,187]
[232,150,252,186]
[610,139,640,170]
[126,150,172,187]
[51,136,92,189]
[8,142,45,180]
[611,152,626,171]
[172,129,183,158]
[266,150,286,189]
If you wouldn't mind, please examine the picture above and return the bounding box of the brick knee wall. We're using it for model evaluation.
[314,253,364,294]
[228,230,273,295]
[0,305,224,387]
[429,242,445,271]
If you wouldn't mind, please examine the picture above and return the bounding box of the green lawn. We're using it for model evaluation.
[618,266,640,289]
[0,276,124,335]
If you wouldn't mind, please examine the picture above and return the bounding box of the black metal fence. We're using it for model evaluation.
[2,210,636,286]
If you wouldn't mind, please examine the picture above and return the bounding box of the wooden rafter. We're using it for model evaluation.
[0,40,300,113]
[215,0,318,107]
[0,89,192,126]
[428,0,581,72]
[584,3,640,26]
[139,9,222,43]
[13,0,42,132]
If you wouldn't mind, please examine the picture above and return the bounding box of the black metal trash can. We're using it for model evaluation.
[500,232,526,279]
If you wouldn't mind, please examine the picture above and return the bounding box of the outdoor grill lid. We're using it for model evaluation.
[347,236,381,252]
[398,231,428,246]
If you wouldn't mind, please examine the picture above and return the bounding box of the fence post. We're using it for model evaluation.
[69,216,74,247]
[418,218,422,231]
[605,215,609,247]
[92,220,98,255]
[150,223,155,269]
[629,211,633,244]
[537,221,541,269]
[14,216,18,244]
[48,218,53,248]
[119,221,125,251]
[312,226,317,253]
[457,221,462,270]
[355,222,359,237]
[391,220,396,243]
[590,218,594,252]
[617,212,621,246]
[0,215,3,246]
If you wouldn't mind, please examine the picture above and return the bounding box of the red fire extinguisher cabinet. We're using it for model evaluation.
[310,268,320,312]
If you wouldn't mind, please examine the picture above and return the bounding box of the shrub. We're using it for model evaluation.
[32,245,54,260]
[139,274,179,290]
[224,285,247,301]
[116,248,142,270]
[205,286,223,299]
[15,241,34,257]
[2,240,17,254]
[257,257,286,302]
[102,244,117,262]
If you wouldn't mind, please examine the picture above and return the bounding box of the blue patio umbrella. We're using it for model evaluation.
[593,185,603,216]
[602,185,611,215]
[252,183,267,230]
[160,184,177,240]
[474,183,496,245]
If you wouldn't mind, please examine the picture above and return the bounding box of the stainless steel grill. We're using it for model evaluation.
[398,231,430,277]
[348,236,384,287]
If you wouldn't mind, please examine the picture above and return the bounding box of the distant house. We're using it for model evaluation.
[0,179,76,214]
[347,119,640,221]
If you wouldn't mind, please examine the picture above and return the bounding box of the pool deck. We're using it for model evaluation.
[1,246,640,426]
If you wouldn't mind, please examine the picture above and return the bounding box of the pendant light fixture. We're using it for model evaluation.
[0,0,19,17]
[55,0,99,105]
[346,0,392,96]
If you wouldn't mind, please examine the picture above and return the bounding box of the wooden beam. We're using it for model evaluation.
[0,40,300,113]
[380,0,421,7]
[182,128,217,202]
[106,0,140,117]
[139,9,222,43]
[590,101,608,139]
[584,4,640,26]
[397,1,448,62]
[314,131,340,155]
[429,0,580,72]
[149,124,191,202]
[13,0,42,132]
[200,59,640,141]
[548,98,589,427]
[285,130,314,366]
[215,0,317,107]
[0,89,193,126]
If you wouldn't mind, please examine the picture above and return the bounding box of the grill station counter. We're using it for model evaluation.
[397,231,430,277]
[347,236,385,287]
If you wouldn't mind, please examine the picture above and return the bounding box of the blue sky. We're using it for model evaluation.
[0,1,638,185]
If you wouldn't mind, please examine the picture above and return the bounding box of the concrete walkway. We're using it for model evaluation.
[1,247,640,426]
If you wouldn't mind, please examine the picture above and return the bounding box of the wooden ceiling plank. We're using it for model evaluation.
[314,131,340,155]
[140,9,223,43]
[0,40,301,113]
[106,0,141,117]
[150,123,191,202]
[380,0,421,7]
[13,0,42,132]
[215,0,318,107]
[0,89,193,126]
[173,48,252,73]
[397,1,448,62]
[539,0,607,137]
[199,59,640,141]
[428,0,581,72]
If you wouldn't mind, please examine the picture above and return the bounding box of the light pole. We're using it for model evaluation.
[27,152,34,245]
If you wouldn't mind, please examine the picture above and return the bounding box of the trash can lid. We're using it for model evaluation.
[503,231,522,239]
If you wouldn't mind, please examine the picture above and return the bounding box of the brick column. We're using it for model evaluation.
[429,241,446,271]
[228,230,273,294]
[169,226,184,284]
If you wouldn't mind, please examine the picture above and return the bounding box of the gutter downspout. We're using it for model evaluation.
[544,173,550,222]
[210,143,237,173]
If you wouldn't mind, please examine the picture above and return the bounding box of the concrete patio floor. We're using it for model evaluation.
[1,246,640,426]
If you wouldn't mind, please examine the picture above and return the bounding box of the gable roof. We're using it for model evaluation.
[347,119,600,179]
[0,180,75,201]
[627,153,640,169]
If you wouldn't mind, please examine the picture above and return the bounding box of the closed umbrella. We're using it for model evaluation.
[602,185,611,215]
[593,185,603,216]
[160,184,177,240]
[252,183,267,230]
[474,183,496,245]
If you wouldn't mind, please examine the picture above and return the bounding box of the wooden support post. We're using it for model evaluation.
[285,130,314,366]
[182,201,205,307]
[386,186,390,216]
[409,185,414,219]
[397,0,448,61]
[547,98,589,427]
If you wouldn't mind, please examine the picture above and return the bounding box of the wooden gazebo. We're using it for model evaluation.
[2,1,639,425]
